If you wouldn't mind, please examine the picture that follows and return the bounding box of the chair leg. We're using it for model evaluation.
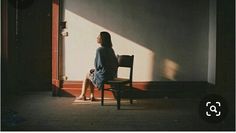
[117,91,120,110]
[101,87,104,106]
[129,87,133,104]
[130,99,133,104]
[117,89,121,110]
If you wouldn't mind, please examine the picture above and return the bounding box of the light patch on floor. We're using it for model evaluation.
[73,98,136,105]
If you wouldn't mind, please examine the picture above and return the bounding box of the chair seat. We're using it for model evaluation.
[106,78,130,85]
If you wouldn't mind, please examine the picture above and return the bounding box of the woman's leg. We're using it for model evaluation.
[89,80,95,98]
[79,73,90,97]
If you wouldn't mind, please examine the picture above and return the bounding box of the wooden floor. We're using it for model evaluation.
[2,91,235,131]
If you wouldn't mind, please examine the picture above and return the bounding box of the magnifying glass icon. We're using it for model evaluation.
[210,105,217,113]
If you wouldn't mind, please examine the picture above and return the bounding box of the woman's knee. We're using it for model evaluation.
[85,72,90,79]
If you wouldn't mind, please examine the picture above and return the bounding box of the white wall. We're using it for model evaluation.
[63,0,210,82]
[63,9,154,81]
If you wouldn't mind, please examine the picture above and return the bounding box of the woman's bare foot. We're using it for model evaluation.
[76,95,86,100]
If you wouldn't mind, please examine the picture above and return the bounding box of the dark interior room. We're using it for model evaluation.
[1,0,235,131]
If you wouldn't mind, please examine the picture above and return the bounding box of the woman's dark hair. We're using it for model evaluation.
[100,31,112,48]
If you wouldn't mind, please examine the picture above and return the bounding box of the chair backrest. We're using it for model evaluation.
[117,55,134,82]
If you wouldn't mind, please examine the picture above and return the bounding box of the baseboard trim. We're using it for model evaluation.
[62,80,212,91]
[60,80,214,97]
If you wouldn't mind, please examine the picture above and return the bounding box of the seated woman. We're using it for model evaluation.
[76,31,118,101]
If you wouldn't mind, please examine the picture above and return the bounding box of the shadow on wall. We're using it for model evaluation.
[63,0,209,81]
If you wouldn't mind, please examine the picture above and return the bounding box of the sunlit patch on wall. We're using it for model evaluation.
[161,59,179,81]
[64,10,155,81]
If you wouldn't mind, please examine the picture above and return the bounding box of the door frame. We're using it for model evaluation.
[51,0,60,96]
[52,0,67,96]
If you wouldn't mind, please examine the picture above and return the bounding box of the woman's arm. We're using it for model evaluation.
[94,47,105,71]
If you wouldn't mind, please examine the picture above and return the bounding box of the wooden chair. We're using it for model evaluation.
[101,55,134,110]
